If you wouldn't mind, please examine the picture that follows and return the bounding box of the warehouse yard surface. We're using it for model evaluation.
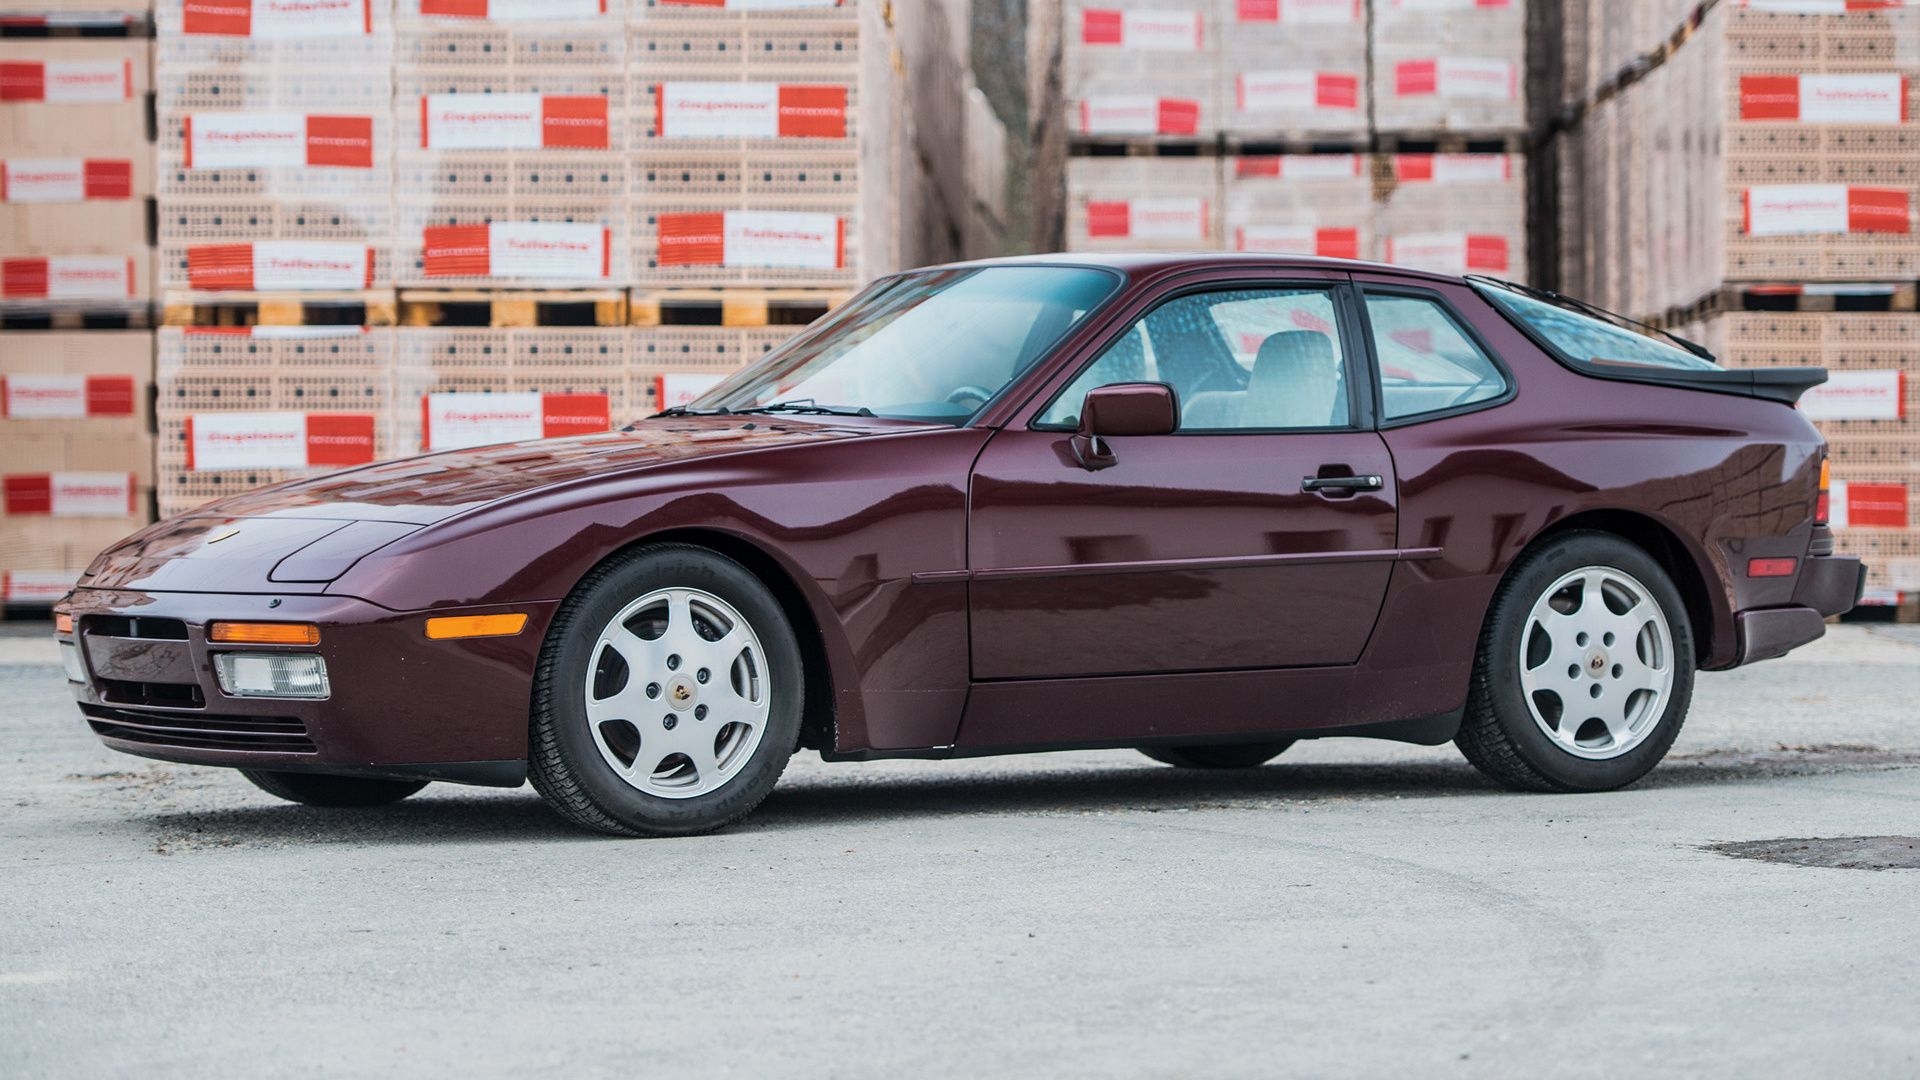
[3,624,1918,1079]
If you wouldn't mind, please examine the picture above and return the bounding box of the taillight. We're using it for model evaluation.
[1815,455,1831,525]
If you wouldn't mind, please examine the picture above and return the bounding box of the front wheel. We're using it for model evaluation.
[240,770,427,807]
[529,544,804,837]
[1456,531,1695,792]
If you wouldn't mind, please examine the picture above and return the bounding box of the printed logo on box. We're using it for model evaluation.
[422,223,612,280]
[184,412,377,471]
[657,372,725,411]
[0,159,133,203]
[1393,153,1513,183]
[654,83,848,139]
[1235,0,1361,23]
[421,94,610,150]
[1828,480,1909,530]
[1743,185,1911,236]
[1800,371,1905,421]
[1234,225,1360,258]
[1076,96,1202,136]
[1086,197,1209,241]
[418,0,608,17]
[1729,1,1905,13]
[186,242,374,291]
[421,392,610,452]
[184,113,375,169]
[1,256,136,300]
[1,472,135,518]
[181,0,373,37]
[1234,155,1363,180]
[0,59,131,102]
[1234,70,1361,112]
[1384,232,1510,273]
[1388,0,1514,9]
[657,211,845,269]
[655,0,844,8]
[1740,74,1908,123]
[1081,9,1205,49]
[0,375,137,419]
[0,570,78,604]
[1394,58,1517,100]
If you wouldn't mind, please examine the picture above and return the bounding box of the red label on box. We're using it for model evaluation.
[543,96,611,148]
[186,242,374,291]
[1740,73,1908,122]
[1850,187,1912,233]
[657,211,844,269]
[1,256,136,299]
[0,59,130,102]
[304,115,376,168]
[778,85,848,138]
[304,413,376,466]
[0,375,137,418]
[422,223,612,280]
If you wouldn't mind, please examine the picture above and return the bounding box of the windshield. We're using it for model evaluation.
[688,266,1121,424]
[1472,278,1722,371]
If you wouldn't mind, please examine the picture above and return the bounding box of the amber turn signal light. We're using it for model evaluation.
[54,614,74,635]
[425,613,529,640]
[208,622,322,646]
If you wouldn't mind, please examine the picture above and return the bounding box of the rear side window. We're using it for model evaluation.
[1478,283,1720,371]
[1364,293,1509,421]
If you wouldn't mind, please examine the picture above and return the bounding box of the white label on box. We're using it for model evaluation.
[1128,197,1210,240]
[1,158,82,202]
[186,412,309,470]
[1742,74,1907,123]
[725,211,843,268]
[1395,153,1513,183]
[658,372,725,410]
[185,112,309,167]
[1,570,77,603]
[1078,95,1159,135]
[424,392,542,450]
[1436,57,1516,100]
[33,59,130,102]
[252,242,371,290]
[183,0,371,38]
[421,94,544,149]
[424,0,607,18]
[51,472,133,518]
[1082,9,1205,49]
[1729,0,1904,12]
[655,0,841,8]
[1385,232,1510,273]
[2,375,87,418]
[1235,0,1361,24]
[658,83,780,137]
[1800,370,1904,420]
[44,257,135,299]
[1390,0,1512,9]
[1236,70,1361,111]
[1234,225,1319,254]
[489,222,610,279]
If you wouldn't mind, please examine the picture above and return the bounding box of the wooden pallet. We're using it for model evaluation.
[1221,136,1371,158]
[632,288,849,328]
[0,13,148,38]
[1372,130,1533,156]
[1068,137,1215,159]
[398,289,627,328]
[163,291,396,328]
[1650,282,1920,329]
[0,304,154,332]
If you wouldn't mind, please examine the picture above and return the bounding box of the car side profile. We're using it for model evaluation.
[56,254,1864,836]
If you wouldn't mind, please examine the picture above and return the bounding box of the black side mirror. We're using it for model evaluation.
[1071,383,1177,470]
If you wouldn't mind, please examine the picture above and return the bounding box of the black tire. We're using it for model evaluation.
[1456,530,1695,793]
[529,543,804,838]
[240,769,427,807]
[1140,741,1294,769]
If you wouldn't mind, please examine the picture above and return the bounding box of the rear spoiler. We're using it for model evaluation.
[1585,360,1828,406]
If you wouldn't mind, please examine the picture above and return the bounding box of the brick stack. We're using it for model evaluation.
[153,0,393,299]
[1,13,155,611]
[1557,0,1920,609]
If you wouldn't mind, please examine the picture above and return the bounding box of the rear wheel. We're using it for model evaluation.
[240,770,427,807]
[1140,741,1294,769]
[529,544,804,837]
[1456,531,1695,792]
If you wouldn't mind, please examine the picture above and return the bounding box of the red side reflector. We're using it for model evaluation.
[1748,557,1798,578]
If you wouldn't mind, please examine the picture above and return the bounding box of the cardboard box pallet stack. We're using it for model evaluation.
[1058,0,1531,282]
[0,7,156,614]
[1554,0,1920,614]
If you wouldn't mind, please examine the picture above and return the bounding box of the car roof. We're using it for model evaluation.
[913,251,1472,288]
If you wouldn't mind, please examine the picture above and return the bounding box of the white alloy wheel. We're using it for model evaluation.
[1517,565,1676,761]
[583,587,771,799]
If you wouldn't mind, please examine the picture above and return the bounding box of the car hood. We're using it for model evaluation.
[79,416,931,595]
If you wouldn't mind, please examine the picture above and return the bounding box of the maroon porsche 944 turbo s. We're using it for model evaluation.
[57,254,1864,836]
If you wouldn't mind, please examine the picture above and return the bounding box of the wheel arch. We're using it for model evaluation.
[1518,508,1724,664]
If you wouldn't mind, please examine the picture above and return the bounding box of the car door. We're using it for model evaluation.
[966,274,1399,680]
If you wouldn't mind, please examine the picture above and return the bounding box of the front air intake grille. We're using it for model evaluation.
[84,615,189,641]
[81,705,316,754]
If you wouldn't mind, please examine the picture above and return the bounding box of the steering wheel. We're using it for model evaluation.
[946,384,995,409]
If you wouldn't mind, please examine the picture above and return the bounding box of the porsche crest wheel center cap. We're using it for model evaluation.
[1585,648,1608,676]
[666,675,698,711]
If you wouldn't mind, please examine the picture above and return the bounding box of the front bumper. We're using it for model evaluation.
[1733,554,1865,665]
[58,587,557,786]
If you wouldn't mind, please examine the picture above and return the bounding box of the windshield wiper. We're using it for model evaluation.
[731,398,875,417]
[649,405,732,419]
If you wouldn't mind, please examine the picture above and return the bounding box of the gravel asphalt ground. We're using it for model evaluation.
[2,622,1917,1078]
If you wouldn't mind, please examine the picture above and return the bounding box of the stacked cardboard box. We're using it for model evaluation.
[1063,0,1215,144]
[1,34,153,315]
[392,328,630,456]
[1372,0,1527,135]
[153,0,393,297]
[397,0,625,289]
[1374,152,1528,279]
[0,332,154,601]
[1224,153,1368,258]
[1219,1,1367,143]
[1065,156,1219,253]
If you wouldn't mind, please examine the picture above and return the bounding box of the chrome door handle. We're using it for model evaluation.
[1302,474,1384,493]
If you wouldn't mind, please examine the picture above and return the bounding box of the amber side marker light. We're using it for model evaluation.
[1748,558,1798,578]
[425,614,529,640]
[54,614,74,635]
[209,622,322,646]
[1816,457,1832,524]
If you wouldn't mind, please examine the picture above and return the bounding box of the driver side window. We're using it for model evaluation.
[1035,287,1351,431]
